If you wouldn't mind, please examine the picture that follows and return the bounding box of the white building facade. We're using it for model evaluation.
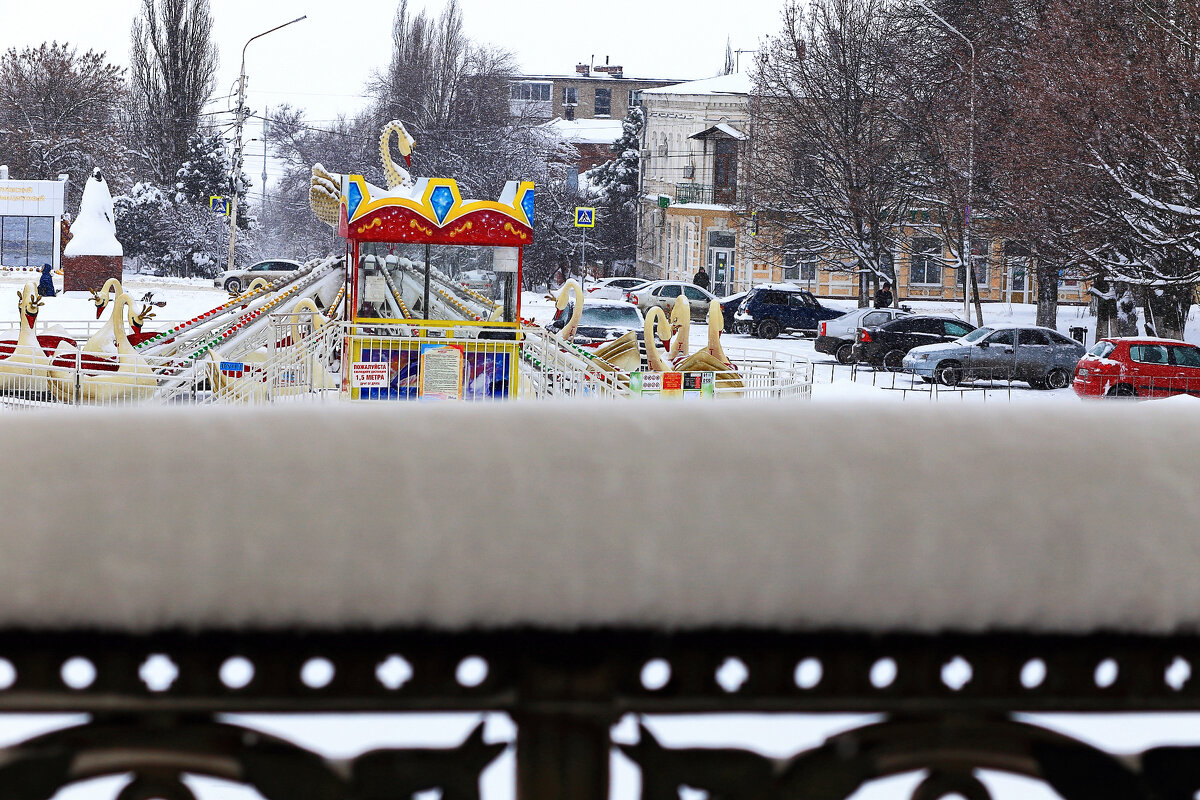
[637,74,771,296]
[0,167,67,271]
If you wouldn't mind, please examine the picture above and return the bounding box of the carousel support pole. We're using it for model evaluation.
[423,243,432,321]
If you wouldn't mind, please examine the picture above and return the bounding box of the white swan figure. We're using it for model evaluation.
[0,283,51,395]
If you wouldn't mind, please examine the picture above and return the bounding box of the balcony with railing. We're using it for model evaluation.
[674,183,738,206]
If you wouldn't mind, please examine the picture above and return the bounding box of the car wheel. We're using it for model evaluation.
[1107,383,1136,397]
[1045,367,1071,390]
[1028,377,1047,390]
[224,277,242,293]
[758,318,781,339]
[882,349,905,372]
[934,360,962,386]
[920,376,934,384]
[835,342,856,364]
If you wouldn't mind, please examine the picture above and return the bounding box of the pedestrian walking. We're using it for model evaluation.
[38,263,57,298]
[693,267,710,291]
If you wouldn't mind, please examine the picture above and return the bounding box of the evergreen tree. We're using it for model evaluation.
[584,105,644,271]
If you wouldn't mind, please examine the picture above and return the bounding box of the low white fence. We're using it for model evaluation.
[0,320,813,408]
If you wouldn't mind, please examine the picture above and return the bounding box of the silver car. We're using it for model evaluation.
[214,259,303,293]
[903,323,1087,389]
[626,280,717,321]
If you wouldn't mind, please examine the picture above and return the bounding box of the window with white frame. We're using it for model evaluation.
[628,90,642,107]
[909,237,942,285]
[510,82,551,101]
[562,87,578,105]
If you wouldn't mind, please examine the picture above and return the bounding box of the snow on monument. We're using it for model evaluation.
[63,168,123,293]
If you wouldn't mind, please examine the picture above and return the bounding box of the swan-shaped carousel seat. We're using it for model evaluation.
[285,298,338,391]
[668,295,691,365]
[643,306,674,373]
[0,283,53,396]
[549,279,585,343]
[674,300,743,395]
[48,293,157,404]
[127,293,167,347]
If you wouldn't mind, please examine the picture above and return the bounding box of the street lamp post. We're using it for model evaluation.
[915,1,977,325]
[226,16,307,272]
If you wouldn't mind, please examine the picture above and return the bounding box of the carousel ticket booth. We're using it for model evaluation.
[338,175,533,400]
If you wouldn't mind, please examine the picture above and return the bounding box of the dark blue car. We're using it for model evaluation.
[733,286,845,339]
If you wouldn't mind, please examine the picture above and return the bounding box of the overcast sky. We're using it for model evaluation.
[1,0,784,192]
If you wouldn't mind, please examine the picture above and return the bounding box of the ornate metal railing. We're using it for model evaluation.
[2,629,1199,799]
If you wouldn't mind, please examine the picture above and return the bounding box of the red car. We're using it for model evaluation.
[1072,338,1200,398]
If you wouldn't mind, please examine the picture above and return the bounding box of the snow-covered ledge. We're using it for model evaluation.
[2,403,1198,635]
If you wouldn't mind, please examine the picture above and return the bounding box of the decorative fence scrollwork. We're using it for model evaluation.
[2,630,1199,799]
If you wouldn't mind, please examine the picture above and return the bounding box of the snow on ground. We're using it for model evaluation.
[524,290,1200,404]
[0,272,228,330]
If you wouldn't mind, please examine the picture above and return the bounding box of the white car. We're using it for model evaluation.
[214,259,302,293]
[814,306,912,363]
[586,276,649,301]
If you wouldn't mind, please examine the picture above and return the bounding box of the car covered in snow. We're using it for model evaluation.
[457,269,496,295]
[587,276,649,301]
[548,299,648,346]
[1073,338,1200,398]
[902,323,1086,388]
[214,259,302,293]
[815,305,913,364]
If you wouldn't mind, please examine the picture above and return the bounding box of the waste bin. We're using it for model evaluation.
[1069,326,1088,345]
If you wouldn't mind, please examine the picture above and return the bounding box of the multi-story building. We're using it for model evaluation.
[636,74,1089,304]
[509,61,682,123]
[637,73,769,296]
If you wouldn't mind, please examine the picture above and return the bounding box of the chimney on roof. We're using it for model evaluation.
[594,64,625,78]
[576,63,590,75]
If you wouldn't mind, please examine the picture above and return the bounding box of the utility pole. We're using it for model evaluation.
[262,104,268,210]
[227,16,306,272]
[915,1,980,326]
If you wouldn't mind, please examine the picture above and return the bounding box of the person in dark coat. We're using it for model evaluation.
[38,263,57,298]
[874,281,893,309]
[693,268,710,291]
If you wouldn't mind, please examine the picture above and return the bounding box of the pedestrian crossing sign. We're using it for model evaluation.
[574,207,595,228]
[210,196,231,216]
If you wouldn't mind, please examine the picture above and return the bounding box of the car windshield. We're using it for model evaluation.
[1088,341,1116,358]
[580,306,641,327]
[960,326,994,343]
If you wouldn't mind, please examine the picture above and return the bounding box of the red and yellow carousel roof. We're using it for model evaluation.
[339,176,534,247]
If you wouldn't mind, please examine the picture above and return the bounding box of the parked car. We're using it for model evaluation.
[625,280,716,321]
[816,306,913,364]
[733,285,845,339]
[213,259,303,293]
[547,300,647,346]
[457,269,496,295]
[855,315,977,371]
[1073,338,1200,398]
[587,276,648,300]
[903,323,1086,388]
[719,291,749,334]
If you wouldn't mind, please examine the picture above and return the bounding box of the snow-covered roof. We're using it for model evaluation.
[5,404,1200,635]
[690,122,748,141]
[642,72,752,97]
[540,117,624,145]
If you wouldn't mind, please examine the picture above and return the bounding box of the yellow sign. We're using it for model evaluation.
[574,207,595,228]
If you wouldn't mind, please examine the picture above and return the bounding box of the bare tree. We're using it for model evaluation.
[128,0,219,185]
[0,43,129,195]
[745,0,918,306]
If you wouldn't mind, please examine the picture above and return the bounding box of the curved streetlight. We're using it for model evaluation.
[226,16,307,271]
[914,1,977,325]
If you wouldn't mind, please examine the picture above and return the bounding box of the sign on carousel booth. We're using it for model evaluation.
[630,371,715,398]
[574,207,595,228]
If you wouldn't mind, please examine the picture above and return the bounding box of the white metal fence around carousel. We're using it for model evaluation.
[0,319,814,408]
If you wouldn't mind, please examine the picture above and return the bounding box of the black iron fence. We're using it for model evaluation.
[2,629,1199,799]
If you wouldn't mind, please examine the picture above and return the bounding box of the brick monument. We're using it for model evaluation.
[62,169,123,293]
